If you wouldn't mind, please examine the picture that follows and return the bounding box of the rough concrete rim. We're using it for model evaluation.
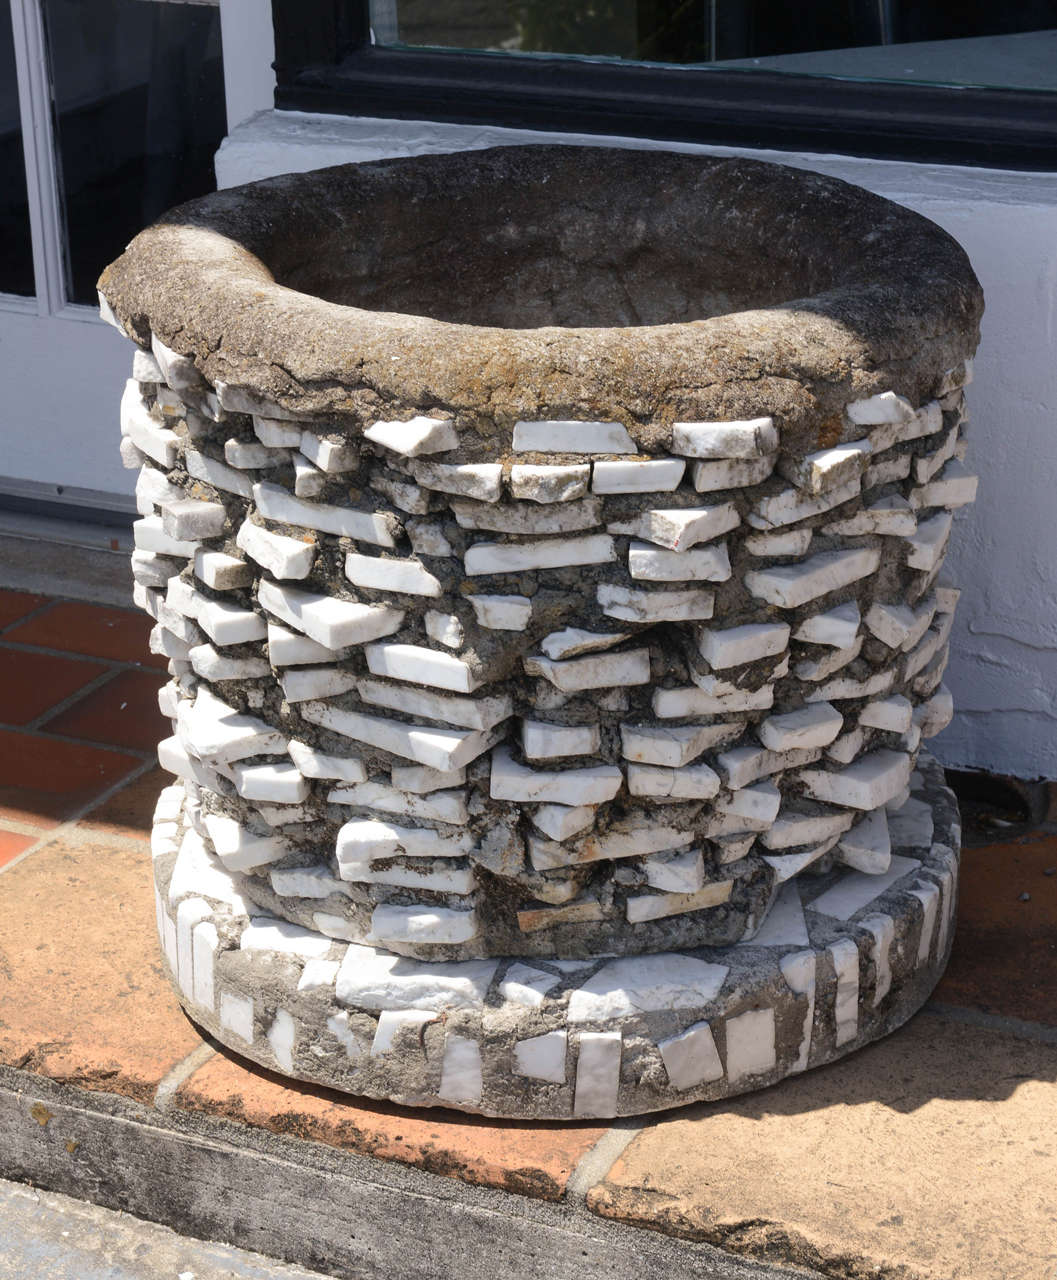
[97,145,982,445]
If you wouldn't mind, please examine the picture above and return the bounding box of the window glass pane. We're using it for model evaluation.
[43,0,227,306]
[0,2,34,297]
[369,0,1057,92]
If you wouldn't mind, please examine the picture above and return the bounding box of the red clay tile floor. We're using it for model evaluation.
[1,587,1055,1280]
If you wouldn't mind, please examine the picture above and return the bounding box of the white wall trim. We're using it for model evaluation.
[218,0,275,131]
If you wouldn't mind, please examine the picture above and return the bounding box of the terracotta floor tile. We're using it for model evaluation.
[175,1051,606,1202]
[0,589,48,630]
[935,833,1057,1024]
[0,829,36,870]
[0,832,203,1102]
[80,766,167,841]
[0,647,110,726]
[0,729,143,828]
[42,668,167,753]
[5,601,164,668]
[587,1017,1057,1280]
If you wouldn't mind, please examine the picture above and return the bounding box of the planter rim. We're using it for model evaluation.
[98,145,982,452]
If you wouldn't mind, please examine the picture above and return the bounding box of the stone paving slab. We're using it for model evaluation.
[0,587,1055,1278]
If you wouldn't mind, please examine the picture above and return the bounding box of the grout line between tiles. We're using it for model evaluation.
[0,817,49,837]
[0,596,58,637]
[0,637,161,671]
[564,1118,645,1205]
[154,1041,218,1111]
[23,667,126,732]
[0,719,155,760]
[0,757,158,878]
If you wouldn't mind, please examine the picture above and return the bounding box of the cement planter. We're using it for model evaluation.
[99,146,981,1117]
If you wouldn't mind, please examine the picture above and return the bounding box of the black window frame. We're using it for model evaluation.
[271,0,1057,170]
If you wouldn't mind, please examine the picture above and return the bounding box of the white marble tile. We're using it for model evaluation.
[355,678,513,732]
[724,1007,776,1082]
[716,743,820,789]
[654,683,774,718]
[371,1009,436,1055]
[344,551,442,597]
[368,904,479,946]
[624,879,733,923]
[846,389,915,427]
[539,627,632,659]
[258,579,404,649]
[162,498,227,542]
[531,803,596,841]
[800,749,911,811]
[302,701,499,771]
[266,621,352,666]
[864,601,917,648]
[805,668,895,703]
[619,720,744,767]
[510,463,590,503]
[793,602,861,650]
[390,763,466,794]
[219,991,254,1044]
[514,1031,568,1083]
[268,661,359,703]
[409,460,503,502]
[523,648,650,692]
[779,950,816,1072]
[270,865,349,900]
[745,548,880,609]
[231,760,309,804]
[607,502,740,551]
[292,451,326,498]
[451,496,602,534]
[134,516,199,559]
[225,438,285,470]
[909,457,978,510]
[253,481,397,546]
[202,814,287,872]
[910,880,941,963]
[744,881,809,947]
[499,964,562,1007]
[513,420,636,454]
[750,479,859,530]
[859,695,913,733]
[780,439,871,494]
[178,687,287,763]
[521,719,600,759]
[365,642,482,693]
[465,533,615,575]
[336,819,473,862]
[191,920,218,1010]
[597,584,715,623]
[838,807,892,874]
[592,458,685,493]
[254,416,302,448]
[241,916,332,958]
[904,510,953,572]
[627,540,731,583]
[328,780,468,826]
[643,847,705,893]
[807,853,921,920]
[828,937,860,1046]
[297,958,340,992]
[573,1031,623,1117]
[760,808,854,850]
[671,417,777,458]
[195,548,253,591]
[758,702,843,752]
[698,621,790,669]
[189,644,270,683]
[567,952,729,1021]
[424,610,464,649]
[490,747,622,806]
[690,453,776,492]
[744,527,812,557]
[825,493,917,537]
[185,449,254,499]
[628,762,720,801]
[794,638,863,683]
[469,594,532,630]
[658,1021,724,1090]
[364,414,458,456]
[860,912,896,1006]
[862,451,912,488]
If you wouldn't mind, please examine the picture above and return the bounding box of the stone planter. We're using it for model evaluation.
[99,145,981,1118]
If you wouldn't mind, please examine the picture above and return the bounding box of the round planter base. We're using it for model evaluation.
[156,752,959,1120]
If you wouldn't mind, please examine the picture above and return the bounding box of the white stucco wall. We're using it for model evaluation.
[212,111,1055,781]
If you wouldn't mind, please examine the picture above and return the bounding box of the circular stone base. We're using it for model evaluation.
[154,752,960,1120]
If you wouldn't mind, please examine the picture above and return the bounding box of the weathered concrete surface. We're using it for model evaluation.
[0,1070,823,1280]
[588,1012,1057,1280]
[0,1177,333,1280]
[99,146,982,457]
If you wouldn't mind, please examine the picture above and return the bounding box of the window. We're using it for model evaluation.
[272,0,1057,168]
[42,0,228,305]
[0,0,33,296]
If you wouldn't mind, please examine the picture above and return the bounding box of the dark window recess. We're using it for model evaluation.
[43,0,227,306]
[271,0,1057,169]
[0,2,34,298]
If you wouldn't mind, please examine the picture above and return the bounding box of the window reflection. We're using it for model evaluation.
[0,2,34,298]
[370,0,1057,91]
[43,0,227,306]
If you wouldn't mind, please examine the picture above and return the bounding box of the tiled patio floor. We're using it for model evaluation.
[1,587,1055,1280]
